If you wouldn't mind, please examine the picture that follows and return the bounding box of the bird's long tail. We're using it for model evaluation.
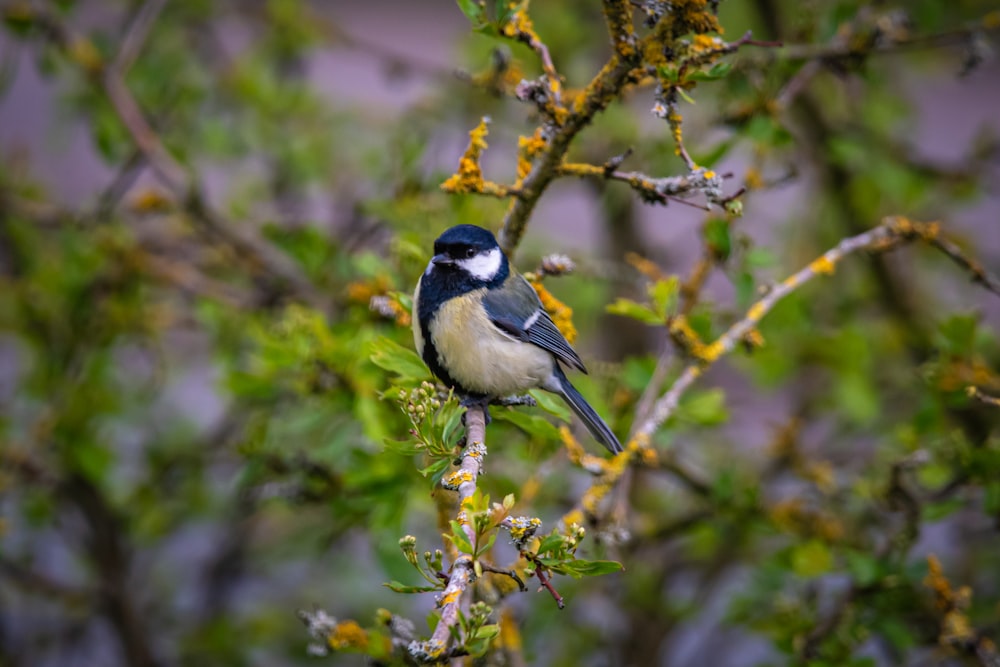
[552,365,623,454]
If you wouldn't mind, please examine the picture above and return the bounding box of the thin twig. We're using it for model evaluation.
[928,236,1000,298]
[634,216,1000,440]
[968,386,1000,408]
[113,0,168,74]
[778,22,1000,62]
[558,161,734,209]
[526,554,565,609]
[481,564,527,592]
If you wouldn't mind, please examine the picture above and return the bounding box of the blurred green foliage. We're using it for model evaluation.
[1,0,999,665]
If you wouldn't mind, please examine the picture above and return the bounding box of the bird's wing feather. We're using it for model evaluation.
[481,274,587,373]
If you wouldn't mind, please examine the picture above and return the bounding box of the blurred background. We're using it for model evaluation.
[1,1,999,665]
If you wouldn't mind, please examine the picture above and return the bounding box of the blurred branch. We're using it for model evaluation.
[928,235,1000,298]
[924,555,1000,667]
[798,452,927,660]
[967,386,1000,408]
[59,473,164,667]
[0,553,92,607]
[769,11,1000,112]
[634,217,1000,441]
[561,216,1000,530]
[113,0,167,75]
[1,2,324,307]
[778,19,1000,62]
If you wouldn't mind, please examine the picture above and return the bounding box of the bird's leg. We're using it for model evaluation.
[492,394,537,408]
[460,395,492,426]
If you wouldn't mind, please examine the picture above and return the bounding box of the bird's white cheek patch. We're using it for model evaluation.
[458,248,502,281]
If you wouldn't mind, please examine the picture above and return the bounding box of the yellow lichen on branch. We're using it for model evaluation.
[602,0,637,58]
[516,129,547,184]
[440,117,515,198]
[634,215,1000,444]
[668,314,710,361]
[809,256,836,275]
[924,555,979,648]
[529,279,577,344]
[327,620,372,651]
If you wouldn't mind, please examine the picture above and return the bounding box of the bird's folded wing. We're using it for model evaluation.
[481,278,587,373]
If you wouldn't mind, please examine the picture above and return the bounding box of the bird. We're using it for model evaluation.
[412,224,623,455]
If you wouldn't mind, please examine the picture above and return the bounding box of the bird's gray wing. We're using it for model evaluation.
[481,273,587,373]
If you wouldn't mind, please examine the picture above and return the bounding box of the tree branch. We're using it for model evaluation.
[3,2,324,307]
[634,216,1000,440]
[409,404,487,663]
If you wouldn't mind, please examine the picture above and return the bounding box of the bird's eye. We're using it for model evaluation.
[464,248,476,258]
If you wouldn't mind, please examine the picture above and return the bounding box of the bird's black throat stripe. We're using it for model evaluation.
[418,258,509,399]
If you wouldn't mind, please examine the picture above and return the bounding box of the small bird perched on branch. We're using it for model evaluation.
[412,224,622,454]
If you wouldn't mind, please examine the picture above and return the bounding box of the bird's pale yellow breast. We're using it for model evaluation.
[428,289,553,397]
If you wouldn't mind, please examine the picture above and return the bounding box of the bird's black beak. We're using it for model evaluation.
[431,253,453,266]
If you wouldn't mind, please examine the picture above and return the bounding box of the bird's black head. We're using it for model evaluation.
[427,224,508,285]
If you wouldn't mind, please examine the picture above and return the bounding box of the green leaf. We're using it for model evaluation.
[561,559,625,577]
[477,532,497,557]
[648,277,680,319]
[916,462,951,490]
[473,624,500,639]
[677,87,696,105]
[691,137,736,168]
[703,218,731,261]
[447,520,474,555]
[419,457,452,484]
[456,0,483,24]
[535,533,566,555]
[734,270,755,309]
[537,558,624,579]
[790,539,832,577]
[442,404,465,445]
[369,337,430,381]
[656,66,680,83]
[382,437,421,456]
[606,298,663,325]
[385,580,441,594]
[493,409,561,441]
[935,314,979,356]
[528,389,571,422]
[985,482,1000,515]
[688,62,732,82]
[845,551,882,587]
[922,498,964,521]
[677,389,728,426]
[498,0,525,24]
